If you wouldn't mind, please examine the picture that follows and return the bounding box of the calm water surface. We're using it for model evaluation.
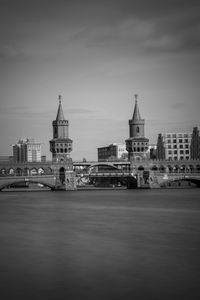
[0,189,200,300]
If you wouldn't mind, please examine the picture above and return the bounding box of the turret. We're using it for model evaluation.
[125,94,149,161]
[49,95,73,162]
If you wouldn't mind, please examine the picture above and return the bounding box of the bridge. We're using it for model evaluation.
[0,159,200,189]
[152,173,200,188]
[0,175,57,191]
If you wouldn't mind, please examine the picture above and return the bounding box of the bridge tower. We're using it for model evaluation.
[49,95,76,190]
[125,94,149,161]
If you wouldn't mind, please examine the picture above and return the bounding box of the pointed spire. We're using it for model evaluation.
[56,95,66,121]
[132,94,141,120]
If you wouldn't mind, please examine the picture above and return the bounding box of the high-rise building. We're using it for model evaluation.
[190,126,200,160]
[125,94,149,161]
[98,143,128,161]
[156,132,192,160]
[13,138,42,163]
[49,95,73,162]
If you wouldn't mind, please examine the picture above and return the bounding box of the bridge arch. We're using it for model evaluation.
[16,168,23,176]
[30,168,38,175]
[0,176,56,191]
[138,165,144,171]
[8,168,14,175]
[167,165,173,173]
[151,165,158,171]
[45,167,53,174]
[24,168,30,176]
[59,167,65,184]
[189,165,194,172]
[38,167,45,175]
[196,165,200,172]
[159,165,165,172]
[88,162,119,169]
[0,168,6,175]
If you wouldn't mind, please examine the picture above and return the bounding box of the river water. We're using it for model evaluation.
[0,189,200,300]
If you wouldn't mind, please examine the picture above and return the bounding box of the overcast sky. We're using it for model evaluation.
[0,0,200,160]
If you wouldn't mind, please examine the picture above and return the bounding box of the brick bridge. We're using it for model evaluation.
[0,175,57,191]
[0,159,200,190]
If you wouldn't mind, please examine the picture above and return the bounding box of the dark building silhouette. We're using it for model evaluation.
[190,126,200,160]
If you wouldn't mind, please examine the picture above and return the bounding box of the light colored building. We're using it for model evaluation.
[98,143,128,161]
[190,126,200,160]
[13,138,42,163]
[157,132,192,160]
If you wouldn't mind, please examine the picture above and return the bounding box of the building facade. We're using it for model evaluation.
[190,126,200,160]
[156,132,192,160]
[49,96,73,163]
[13,138,42,163]
[125,94,149,161]
[98,143,128,161]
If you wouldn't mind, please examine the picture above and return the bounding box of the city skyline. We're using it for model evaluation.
[0,0,200,161]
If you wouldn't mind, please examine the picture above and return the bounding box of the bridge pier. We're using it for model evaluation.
[64,170,77,190]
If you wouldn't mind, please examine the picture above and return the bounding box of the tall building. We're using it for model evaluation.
[156,132,192,160]
[190,126,200,160]
[125,94,149,161]
[13,138,42,163]
[49,95,73,162]
[98,143,128,161]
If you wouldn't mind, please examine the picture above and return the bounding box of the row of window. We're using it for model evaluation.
[56,148,72,153]
[167,150,190,155]
[167,156,190,160]
[166,139,189,143]
[133,142,148,146]
[165,134,191,138]
[133,147,146,152]
[167,144,189,149]
[56,143,71,147]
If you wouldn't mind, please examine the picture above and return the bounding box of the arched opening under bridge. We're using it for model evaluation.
[59,167,65,184]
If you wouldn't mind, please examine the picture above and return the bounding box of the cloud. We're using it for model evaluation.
[68,1,200,56]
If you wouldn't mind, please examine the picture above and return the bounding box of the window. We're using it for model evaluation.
[136,126,140,133]
[180,145,183,149]
[180,150,184,154]
[173,145,177,149]
[179,139,183,143]
[173,139,176,143]
[184,139,188,143]
[174,150,177,154]
[185,144,189,148]
[168,145,171,149]
[167,139,171,143]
